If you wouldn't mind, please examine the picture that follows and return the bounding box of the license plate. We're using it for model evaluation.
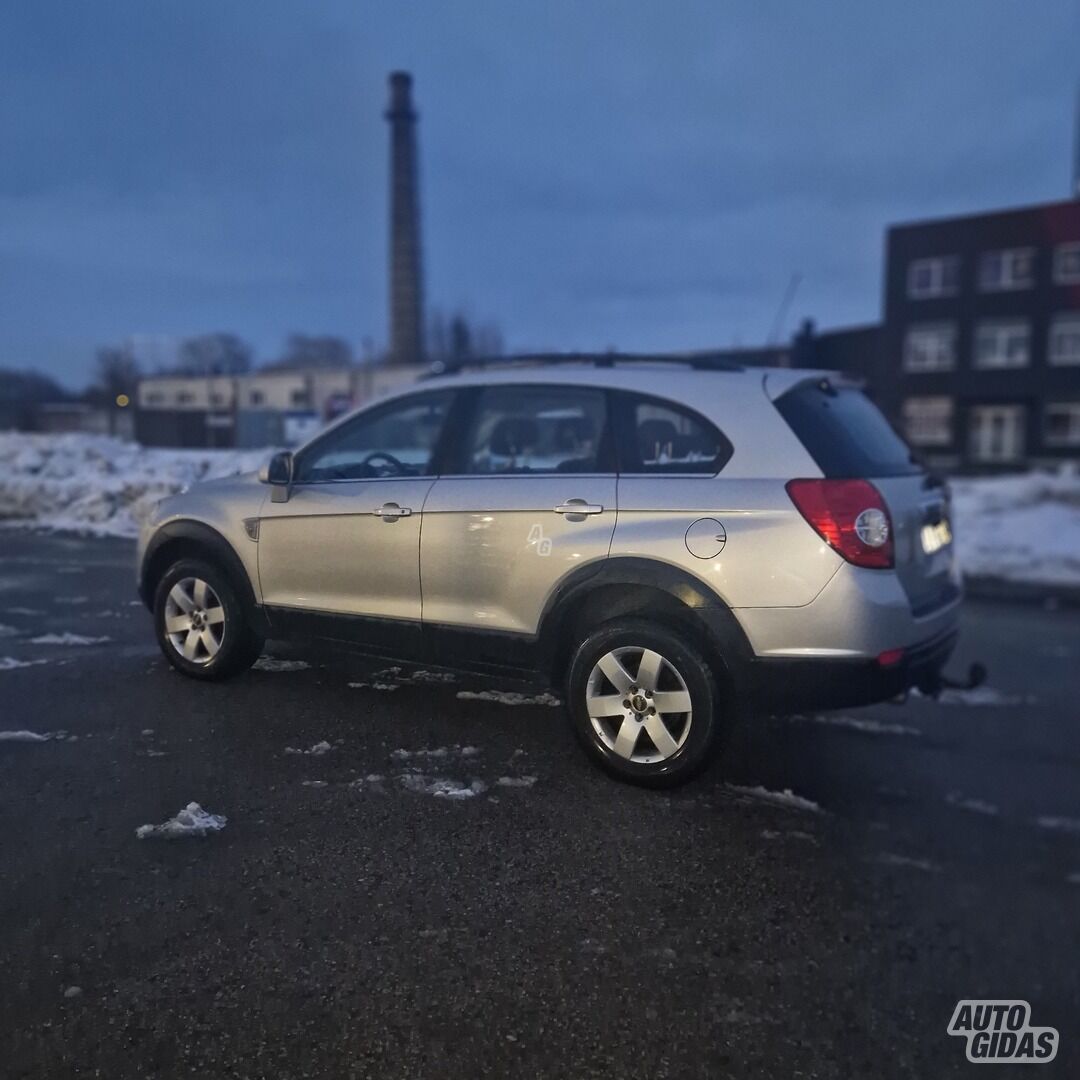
[920,519,952,555]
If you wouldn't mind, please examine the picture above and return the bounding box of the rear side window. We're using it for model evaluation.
[617,394,732,475]
[776,380,920,478]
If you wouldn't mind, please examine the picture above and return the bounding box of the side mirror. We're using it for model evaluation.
[263,450,294,502]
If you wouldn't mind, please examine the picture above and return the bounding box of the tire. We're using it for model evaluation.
[153,557,263,681]
[565,618,722,788]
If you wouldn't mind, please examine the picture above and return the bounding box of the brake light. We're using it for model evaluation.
[786,478,894,569]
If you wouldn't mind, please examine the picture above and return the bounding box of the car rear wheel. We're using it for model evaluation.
[153,558,263,680]
[566,619,721,788]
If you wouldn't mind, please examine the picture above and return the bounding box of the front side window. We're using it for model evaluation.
[907,256,960,299]
[974,320,1030,369]
[463,385,608,475]
[619,394,732,474]
[1044,402,1080,447]
[979,248,1035,292]
[1049,314,1080,366]
[295,390,452,482]
[903,323,956,372]
[1053,242,1080,284]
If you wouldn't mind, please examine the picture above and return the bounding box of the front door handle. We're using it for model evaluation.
[554,500,604,516]
[373,502,412,520]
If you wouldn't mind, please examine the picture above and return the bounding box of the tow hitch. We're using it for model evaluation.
[916,661,988,699]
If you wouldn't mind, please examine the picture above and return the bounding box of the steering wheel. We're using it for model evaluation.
[359,450,406,476]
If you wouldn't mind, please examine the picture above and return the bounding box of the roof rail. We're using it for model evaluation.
[424,351,745,377]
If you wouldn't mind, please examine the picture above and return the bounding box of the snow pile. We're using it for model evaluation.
[253,657,310,672]
[135,801,227,840]
[951,469,1080,588]
[0,433,268,538]
[0,729,52,742]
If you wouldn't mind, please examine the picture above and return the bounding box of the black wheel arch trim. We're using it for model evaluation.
[535,556,754,673]
[140,520,263,629]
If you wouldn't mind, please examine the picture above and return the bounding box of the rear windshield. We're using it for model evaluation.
[775,380,921,478]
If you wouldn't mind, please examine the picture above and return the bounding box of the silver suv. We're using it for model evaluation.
[137,358,961,786]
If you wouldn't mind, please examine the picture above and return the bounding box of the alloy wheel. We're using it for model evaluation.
[164,577,226,665]
[585,646,693,764]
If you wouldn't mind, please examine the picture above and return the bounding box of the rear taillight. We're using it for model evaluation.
[786,478,894,569]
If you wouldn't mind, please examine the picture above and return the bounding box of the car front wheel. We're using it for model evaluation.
[566,619,721,788]
[153,557,263,680]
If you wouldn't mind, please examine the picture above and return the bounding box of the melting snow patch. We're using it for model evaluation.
[496,776,537,789]
[400,774,487,799]
[1034,815,1080,835]
[0,657,48,671]
[301,780,328,788]
[875,852,939,873]
[253,657,310,672]
[798,713,919,737]
[0,729,52,742]
[945,792,1000,816]
[30,632,110,646]
[392,745,480,761]
[347,680,399,691]
[5,607,44,616]
[1067,872,1080,886]
[725,784,822,814]
[135,802,226,840]
[914,685,1030,707]
[285,740,332,756]
[456,689,561,707]
[0,623,16,637]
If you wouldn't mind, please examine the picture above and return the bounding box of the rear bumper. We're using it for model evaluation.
[745,625,959,712]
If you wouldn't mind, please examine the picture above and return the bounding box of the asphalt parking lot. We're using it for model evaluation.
[1,530,1078,1078]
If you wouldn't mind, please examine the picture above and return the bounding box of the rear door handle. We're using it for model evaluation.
[554,500,604,516]
[373,502,412,520]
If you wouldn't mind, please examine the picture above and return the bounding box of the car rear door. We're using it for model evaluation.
[419,382,617,666]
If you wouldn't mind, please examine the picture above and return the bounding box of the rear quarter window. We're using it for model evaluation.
[775,380,920,478]
[616,393,733,475]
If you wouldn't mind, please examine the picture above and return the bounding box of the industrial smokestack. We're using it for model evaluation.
[385,71,425,366]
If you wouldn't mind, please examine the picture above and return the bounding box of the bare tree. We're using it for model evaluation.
[93,344,141,435]
[179,333,253,375]
[267,334,354,370]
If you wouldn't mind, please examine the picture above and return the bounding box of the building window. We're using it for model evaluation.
[290,389,310,407]
[176,391,194,405]
[1049,313,1080,366]
[249,390,265,406]
[145,392,164,406]
[973,320,1030,369]
[902,397,953,446]
[979,248,1035,292]
[968,405,1025,463]
[903,323,957,372]
[907,256,960,299]
[1053,242,1080,284]
[210,392,226,407]
[1044,403,1080,447]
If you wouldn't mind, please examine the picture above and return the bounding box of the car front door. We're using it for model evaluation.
[420,382,617,668]
[257,389,454,649]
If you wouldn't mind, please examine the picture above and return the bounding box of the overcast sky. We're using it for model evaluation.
[2,0,1077,386]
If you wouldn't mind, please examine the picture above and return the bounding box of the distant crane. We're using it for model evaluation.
[766,272,802,346]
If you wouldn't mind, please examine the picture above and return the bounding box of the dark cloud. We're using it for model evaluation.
[1,0,1076,383]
